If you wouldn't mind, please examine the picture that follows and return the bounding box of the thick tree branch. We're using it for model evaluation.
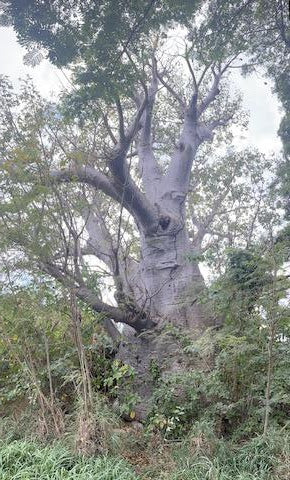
[138,56,162,198]
[41,261,151,332]
[84,214,116,270]
[50,166,120,201]
[160,95,200,196]
[185,46,198,95]
[161,58,237,200]
[197,63,211,88]
[106,95,160,232]
[197,55,239,121]
[207,112,235,132]
[50,163,158,233]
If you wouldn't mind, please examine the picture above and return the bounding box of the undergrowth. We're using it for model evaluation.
[0,258,289,480]
[0,440,138,480]
[0,427,289,480]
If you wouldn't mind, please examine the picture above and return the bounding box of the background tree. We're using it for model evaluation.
[199,0,290,216]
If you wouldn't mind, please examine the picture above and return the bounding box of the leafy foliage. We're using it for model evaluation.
[0,0,200,99]
[148,323,290,440]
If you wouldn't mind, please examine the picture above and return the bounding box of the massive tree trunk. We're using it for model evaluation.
[140,222,209,330]
[117,221,213,419]
[112,186,215,419]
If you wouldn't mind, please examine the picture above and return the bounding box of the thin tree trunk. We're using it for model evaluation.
[44,334,55,409]
[263,322,275,436]
[263,235,278,437]
[70,293,93,412]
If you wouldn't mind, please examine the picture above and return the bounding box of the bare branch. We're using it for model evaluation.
[197,63,211,88]
[156,71,186,110]
[184,45,198,94]
[115,97,125,142]
[102,112,118,145]
[197,67,222,118]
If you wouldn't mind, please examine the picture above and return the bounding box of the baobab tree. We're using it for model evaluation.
[0,0,285,417]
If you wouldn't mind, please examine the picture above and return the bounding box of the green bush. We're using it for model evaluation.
[147,324,290,440]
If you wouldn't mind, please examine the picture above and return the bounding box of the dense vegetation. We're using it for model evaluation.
[0,0,289,478]
[0,248,289,478]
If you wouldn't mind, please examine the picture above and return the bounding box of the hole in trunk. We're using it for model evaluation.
[159,216,171,230]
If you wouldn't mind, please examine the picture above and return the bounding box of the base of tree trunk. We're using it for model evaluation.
[116,324,205,421]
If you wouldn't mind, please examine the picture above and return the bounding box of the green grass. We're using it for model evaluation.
[0,430,289,480]
[139,428,290,480]
[167,432,289,480]
[0,440,139,479]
